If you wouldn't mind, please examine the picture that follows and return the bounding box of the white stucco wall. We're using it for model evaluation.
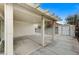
[14,20,36,38]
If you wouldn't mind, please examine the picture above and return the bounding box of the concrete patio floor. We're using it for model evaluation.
[30,35,79,55]
[1,34,79,55]
[13,34,79,55]
[14,36,41,55]
[14,34,52,55]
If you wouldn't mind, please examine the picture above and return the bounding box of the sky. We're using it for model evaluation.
[40,3,79,23]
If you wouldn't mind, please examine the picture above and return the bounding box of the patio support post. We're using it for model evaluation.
[4,4,13,55]
[42,16,45,47]
[69,25,71,36]
[52,21,56,40]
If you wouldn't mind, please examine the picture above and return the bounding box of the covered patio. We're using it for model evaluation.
[0,3,58,55]
[13,4,57,55]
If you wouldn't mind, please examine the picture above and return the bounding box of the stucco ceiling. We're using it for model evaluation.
[13,4,42,24]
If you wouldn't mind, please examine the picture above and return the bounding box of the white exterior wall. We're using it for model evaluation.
[14,20,36,38]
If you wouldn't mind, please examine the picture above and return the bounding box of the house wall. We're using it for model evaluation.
[14,20,36,38]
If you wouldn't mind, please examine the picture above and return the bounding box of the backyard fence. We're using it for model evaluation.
[58,24,75,37]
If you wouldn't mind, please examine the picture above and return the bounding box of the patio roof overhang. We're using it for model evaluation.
[13,4,58,23]
[13,4,42,24]
[0,4,58,23]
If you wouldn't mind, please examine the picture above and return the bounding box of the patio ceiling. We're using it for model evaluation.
[13,4,42,24]
[0,4,57,23]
